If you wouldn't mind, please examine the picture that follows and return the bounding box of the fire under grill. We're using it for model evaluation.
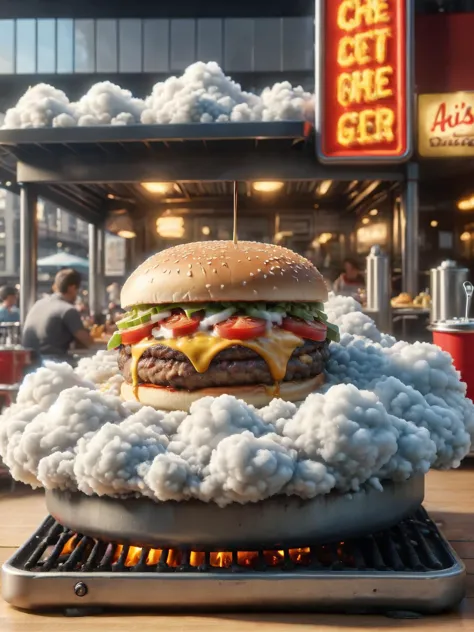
[2,508,465,616]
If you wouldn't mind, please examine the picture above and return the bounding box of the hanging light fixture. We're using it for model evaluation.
[141,182,176,195]
[252,181,285,193]
[156,216,185,239]
[317,180,333,196]
[105,211,136,239]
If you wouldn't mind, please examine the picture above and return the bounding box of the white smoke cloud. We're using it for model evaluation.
[0,295,472,507]
[2,62,312,129]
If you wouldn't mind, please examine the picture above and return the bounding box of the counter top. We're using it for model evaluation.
[0,467,473,631]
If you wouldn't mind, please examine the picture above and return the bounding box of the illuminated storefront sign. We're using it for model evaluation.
[418,92,474,158]
[316,0,412,163]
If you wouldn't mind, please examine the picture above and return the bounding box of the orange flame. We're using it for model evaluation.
[59,537,315,569]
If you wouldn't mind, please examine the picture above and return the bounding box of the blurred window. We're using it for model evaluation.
[96,19,117,73]
[224,18,254,71]
[0,20,14,74]
[254,18,282,72]
[119,19,142,72]
[282,17,313,71]
[143,19,169,72]
[16,20,36,74]
[57,19,73,73]
[197,19,223,65]
[75,19,95,73]
[170,19,195,71]
[37,19,56,74]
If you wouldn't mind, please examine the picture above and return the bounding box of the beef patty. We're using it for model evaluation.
[118,340,329,391]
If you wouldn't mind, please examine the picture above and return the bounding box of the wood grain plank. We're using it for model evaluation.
[1,461,474,629]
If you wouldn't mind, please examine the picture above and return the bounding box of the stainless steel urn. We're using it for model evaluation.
[430,260,469,323]
[366,245,391,333]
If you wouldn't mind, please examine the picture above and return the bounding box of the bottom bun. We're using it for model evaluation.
[120,374,325,412]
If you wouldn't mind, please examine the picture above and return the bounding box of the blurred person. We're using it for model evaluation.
[333,258,366,299]
[22,268,93,364]
[0,286,19,322]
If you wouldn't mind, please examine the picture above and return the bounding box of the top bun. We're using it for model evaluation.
[121,241,328,308]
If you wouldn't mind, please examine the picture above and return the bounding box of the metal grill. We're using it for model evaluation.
[26,509,453,574]
[3,508,466,614]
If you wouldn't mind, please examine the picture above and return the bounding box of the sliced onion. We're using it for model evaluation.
[152,325,174,340]
[150,310,171,323]
[248,309,286,325]
[200,307,236,330]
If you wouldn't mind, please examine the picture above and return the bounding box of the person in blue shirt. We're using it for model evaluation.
[0,286,19,323]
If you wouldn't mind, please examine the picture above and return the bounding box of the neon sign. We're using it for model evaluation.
[316,0,412,163]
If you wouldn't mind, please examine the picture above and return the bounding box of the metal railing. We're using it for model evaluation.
[0,322,21,345]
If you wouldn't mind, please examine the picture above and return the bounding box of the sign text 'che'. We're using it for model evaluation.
[317,0,411,163]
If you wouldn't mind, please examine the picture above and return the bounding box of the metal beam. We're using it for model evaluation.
[0,122,306,145]
[19,185,38,325]
[401,163,419,296]
[17,151,405,184]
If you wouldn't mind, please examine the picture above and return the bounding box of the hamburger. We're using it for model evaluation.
[108,241,339,411]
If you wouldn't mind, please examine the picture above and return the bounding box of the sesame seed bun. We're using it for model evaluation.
[121,241,328,308]
[120,374,325,411]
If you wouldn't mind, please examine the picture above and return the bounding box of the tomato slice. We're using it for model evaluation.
[162,313,200,337]
[216,316,267,340]
[121,321,155,345]
[281,317,327,342]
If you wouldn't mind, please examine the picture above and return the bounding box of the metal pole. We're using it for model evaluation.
[20,185,38,326]
[88,224,99,321]
[97,227,106,314]
[401,163,419,296]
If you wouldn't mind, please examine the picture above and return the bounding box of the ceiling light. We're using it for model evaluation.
[460,231,471,242]
[252,181,285,193]
[141,182,175,194]
[362,217,370,225]
[430,220,439,228]
[317,232,333,244]
[318,180,333,196]
[201,226,211,236]
[156,216,185,239]
[117,230,136,239]
[458,196,474,211]
[369,209,379,216]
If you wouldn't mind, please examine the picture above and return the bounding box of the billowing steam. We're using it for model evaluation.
[2,62,312,129]
[0,294,472,507]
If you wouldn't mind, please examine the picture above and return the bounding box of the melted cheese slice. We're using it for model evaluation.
[130,329,304,387]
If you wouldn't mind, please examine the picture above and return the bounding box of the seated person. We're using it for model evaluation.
[22,268,93,365]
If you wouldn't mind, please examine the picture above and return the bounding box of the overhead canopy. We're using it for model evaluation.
[0,122,409,224]
[37,252,89,270]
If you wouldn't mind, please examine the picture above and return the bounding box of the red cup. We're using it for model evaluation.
[0,348,32,385]
[431,321,474,400]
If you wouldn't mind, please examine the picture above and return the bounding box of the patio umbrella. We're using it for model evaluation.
[37,252,89,270]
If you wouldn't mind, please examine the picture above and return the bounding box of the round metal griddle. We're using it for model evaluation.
[46,475,424,550]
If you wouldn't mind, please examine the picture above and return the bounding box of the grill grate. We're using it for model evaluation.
[25,508,452,575]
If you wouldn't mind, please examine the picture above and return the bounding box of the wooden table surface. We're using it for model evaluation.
[0,467,473,632]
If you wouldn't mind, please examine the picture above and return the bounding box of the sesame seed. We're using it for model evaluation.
[187,271,193,277]
[220,284,225,289]
[188,263,192,268]
[249,272,254,277]
[205,284,211,289]
[263,274,267,279]
[213,269,217,274]
[242,281,247,286]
